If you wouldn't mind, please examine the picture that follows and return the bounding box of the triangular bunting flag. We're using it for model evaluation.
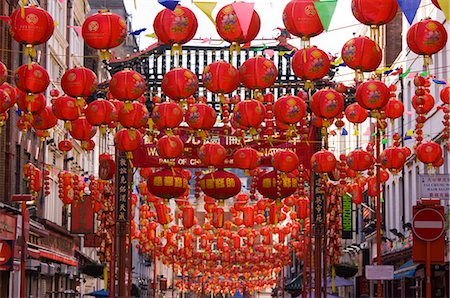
[314,0,337,31]
[158,0,180,11]
[194,1,217,25]
[341,127,348,136]
[145,33,157,38]
[437,0,450,21]
[232,2,255,38]
[398,0,421,25]
[67,25,82,36]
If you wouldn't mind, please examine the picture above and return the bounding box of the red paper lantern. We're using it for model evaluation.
[0,89,14,113]
[379,147,407,174]
[384,98,404,120]
[154,5,198,47]
[412,93,435,115]
[351,0,398,26]
[118,101,149,128]
[61,67,98,99]
[216,4,261,45]
[152,102,184,130]
[85,99,117,127]
[346,149,374,172]
[342,37,382,73]
[183,205,195,229]
[257,170,298,200]
[82,11,127,57]
[356,80,390,110]
[82,139,95,151]
[310,114,334,128]
[161,68,198,101]
[310,150,337,173]
[273,95,307,125]
[114,128,143,153]
[69,117,97,141]
[291,47,330,82]
[345,103,368,124]
[310,88,344,120]
[203,61,240,95]
[200,170,241,200]
[58,140,73,152]
[99,153,116,180]
[233,99,266,129]
[52,96,79,121]
[233,148,260,172]
[17,91,46,114]
[32,106,57,131]
[212,206,225,228]
[440,86,450,104]
[14,63,50,94]
[109,69,146,102]
[415,141,442,165]
[239,56,278,90]
[282,0,324,40]
[272,150,299,173]
[347,183,363,204]
[0,83,18,104]
[0,62,7,85]
[156,135,184,159]
[296,197,309,219]
[242,206,255,228]
[407,19,448,56]
[147,168,189,199]
[10,6,54,46]
[185,103,217,130]
[198,143,227,167]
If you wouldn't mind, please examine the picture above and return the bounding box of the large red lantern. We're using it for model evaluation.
[82,11,127,59]
[272,150,299,173]
[200,170,241,200]
[152,102,184,130]
[239,56,278,91]
[346,149,374,172]
[342,37,382,74]
[198,143,227,167]
[114,128,143,154]
[384,98,404,120]
[215,4,261,51]
[14,63,50,94]
[118,102,149,129]
[161,68,198,101]
[379,147,407,174]
[310,88,344,121]
[415,141,442,165]
[85,99,117,128]
[345,103,368,124]
[273,95,307,125]
[17,91,46,114]
[52,96,79,122]
[69,117,97,141]
[233,148,260,173]
[61,67,98,101]
[153,5,198,54]
[310,150,337,173]
[185,103,217,131]
[233,99,266,130]
[356,80,390,111]
[0,89,14,114]
[156,135,184,159]
[203,61,240,95]
[282,0,324,42]
[291,47,330,83]
[109,69,146,102]
[407,19,447,58]
[257,170,298,200]
[147,168,189,199]
[351,0,398,26]
[32,105,57,130]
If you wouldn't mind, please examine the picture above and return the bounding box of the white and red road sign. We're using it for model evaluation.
[0,240,13,270]
[412,208,445,242]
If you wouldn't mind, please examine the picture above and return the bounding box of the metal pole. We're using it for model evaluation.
[302,231,307,298]
[20,201,27,298]
[375,128,382,298]
[153,251,157,298]
[118,222,126,297]
[323,187,328,298]
[128,220,132,297]
[282,266,285,298]
[110,200,116,298]
[426,241,431,298]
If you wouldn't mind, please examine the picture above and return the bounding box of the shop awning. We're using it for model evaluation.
[75,250,104,278]
[27,243,78,266]
[394,260,419,279]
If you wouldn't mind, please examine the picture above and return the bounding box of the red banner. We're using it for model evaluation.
[71,196,94,234]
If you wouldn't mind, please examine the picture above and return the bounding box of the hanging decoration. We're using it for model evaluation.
[291,46,331,89]
[341,36,382,81]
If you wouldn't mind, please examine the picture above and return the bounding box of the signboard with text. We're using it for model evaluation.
[418,174,450,200]
[71,196,94,234]
[365,265,394,280]
[116,156,130,223]
[342,193,353,239]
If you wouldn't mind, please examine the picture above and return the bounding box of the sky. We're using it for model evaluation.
[123,0,362,57]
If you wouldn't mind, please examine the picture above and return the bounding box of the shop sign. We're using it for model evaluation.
[116,156,130,223]
[418,174,450,200]
[71,196,94,234]
[342,193,353,239]
[0,213,17,240]
[0,240,13,271]
[39,230,74,256]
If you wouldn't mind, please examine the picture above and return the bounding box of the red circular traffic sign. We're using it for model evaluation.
[0,240,12,265]
[412,208,445,241]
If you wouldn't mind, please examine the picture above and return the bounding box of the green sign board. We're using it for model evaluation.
[342,193,353,239]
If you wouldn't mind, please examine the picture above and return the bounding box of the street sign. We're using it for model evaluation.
[412,208,445,242]
[0,240,13,271]
[418,174,450,200]
[11,194,34,202]
[365,265,394,280]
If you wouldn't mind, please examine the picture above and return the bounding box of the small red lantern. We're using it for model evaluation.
[152,102,184,130]
[14,63,50,94]
[182,205,195,230]
[407,19,448,59]
[233,99,266,130]
[282,0,324,42]
[85,99,117,128]
[272,150,299,173]
[415,141,443,165]
[345,103,368,124]
[296,197,309,219]
[440,86,450,104]
[153,5,198,53]
[203,61,240,95]
[273,95,307,125]
[379,147,407,174]
[147,168,189,199]
[342,37,382,74]
[239,56,278,91]
[69,117,97,141]
[99,153,116,180]
[82,11,127,59]
[200,170,241,200]
[384,98,404,120]
[0,62,7,85]
[346,149,374,172]
[233,148,260,173]
[17,91,46,114]
[216,4,261,51]
[0,90,14,113]
[156,135,184,159]
[82,139,96,151]
[52,96,79,122]
[185,103,217,131]
[256,170,298,200]
[109,69,146,102]
[114,128,143,153]
[310,88,344,121]
[347,183,363,204]
[58,140,73,152]
[351,0,398,26]
[412,93,435,115]
[61,67,98,100]
[198,143,227,167]
[32,106,57,131]
[310,150,337,173]
[161,68,198,101]
[118,102,149,129]
[291,47,330,83]
[356,80,390,111]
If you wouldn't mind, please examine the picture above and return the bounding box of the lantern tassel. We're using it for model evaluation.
[64,121,72,131]
[229,42,241,55]
[304,80,314,90]
[99,49,111,61]
[99,125,106,135]
[126,152,134,167]
[124,101,133,112]
[20,0,27,18]
[171,44,182,56]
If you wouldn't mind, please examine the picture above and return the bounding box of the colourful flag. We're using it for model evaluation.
[194,1,217,25]
[437,0,450,21]
[398,0,421,25]
[232,2,255,38]
[314,0,337,31]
